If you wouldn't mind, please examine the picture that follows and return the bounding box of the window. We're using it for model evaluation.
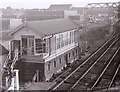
[72,51,74,57]
[48,64,50,71]
[53,61,56,67]
[35,39,46,54]
[69,53,71,58]
[76,49,78,55]
[71,31,74,43]
[22,38,27,55]
[64,55,66,61]
[35,39,42,53]
[46,39,49,53]
[50,36,56,54]
[65,32,68,46]
[60,34,64,47]
[59,58,61,64]
[56,34,60,49]
[10,41,14,51]
[70,31,72,43]
[63,32,68,46]
[28,38,34,55]
[42,40,46,53]
[68,31,71,44]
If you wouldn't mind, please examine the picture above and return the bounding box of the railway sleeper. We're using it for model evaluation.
[80,78,95,86]
[99,56,112,63]
[115,81,120,86]
[69,62,79,68]
[87,82,96,88]
[90,64,103,70]
[104,69,117,76]
[110,47,118,51]
[60,71,72,78]
[70,73,81,79]
[56,78,64,83]
[102,74,113,79]
[95,79,110,88]
[73,83,87,90]
[114,55,120,60]
[84,73,98,80]
[94,62,105,68]
[81,64,91,67]
[56,83,72,90]
[90,68,103,74]
[93,86,108,91]
[70,67,78,71]
[77,67,88,72]
[77,81,94,90]
[64,78,77,84]
[80,65,90,70]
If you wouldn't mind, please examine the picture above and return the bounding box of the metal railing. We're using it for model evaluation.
[1,50,21,90]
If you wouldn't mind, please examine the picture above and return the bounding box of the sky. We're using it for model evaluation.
[0,0,119,9]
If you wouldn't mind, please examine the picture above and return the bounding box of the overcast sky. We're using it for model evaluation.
[0,0,119,9]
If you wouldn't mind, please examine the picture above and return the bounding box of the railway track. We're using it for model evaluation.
[49,33,120,91]
[89,48,120,91]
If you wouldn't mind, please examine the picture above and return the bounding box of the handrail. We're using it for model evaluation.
[1,50,21,90]
[1,50,21,74]
[3,51,11,68]
[11,51,22,69]
[1,51,11,75]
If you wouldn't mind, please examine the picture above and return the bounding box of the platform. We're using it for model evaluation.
[22,82,56,90]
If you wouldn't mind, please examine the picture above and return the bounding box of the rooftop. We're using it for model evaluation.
[0,44,9,55]
[48,4,72,10]
[10,18,81,37]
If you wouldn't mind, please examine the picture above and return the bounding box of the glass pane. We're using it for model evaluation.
[22,38,27,55]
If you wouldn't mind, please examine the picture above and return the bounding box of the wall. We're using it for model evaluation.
[17,61,44,82]
[44,46,79,81]
[1,41,10,50]
[12,27,41,40]
[10,19,22,30]
[0,54,8,87]
[0,54,7,69]
[43,28,80,80]
[64,10,78,19]
[44,29,76,57]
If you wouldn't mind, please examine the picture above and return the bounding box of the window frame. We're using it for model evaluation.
[48,63,50,71]
[59,58,62,64]
[53,61,56,67]
[35,38,46,55]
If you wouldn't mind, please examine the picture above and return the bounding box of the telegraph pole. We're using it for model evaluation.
[118,2,120,19]
[82,8,88,54]
[118,2,120,32]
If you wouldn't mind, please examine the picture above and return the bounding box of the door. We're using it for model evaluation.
[22,38,27,55]
[10,40,20,59]
[27,38,34,55]
[64,54,68,65]
[21,35,34,55]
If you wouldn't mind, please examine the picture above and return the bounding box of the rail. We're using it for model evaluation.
[2,51,11,69]
[89,47,120,91]
[51,33,119,90]
[107,61,120,91]
[70,36,119,90]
